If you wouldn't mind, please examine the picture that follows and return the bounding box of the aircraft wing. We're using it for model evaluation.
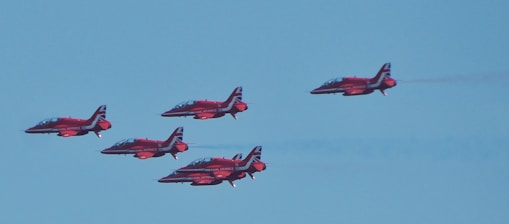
[135,151,155,159]
[191,173,222,185]
[194,112,216,120]
[58,130,79,137]
[212,170,233,178]
[344,88,365,95]
[192,178,216,185]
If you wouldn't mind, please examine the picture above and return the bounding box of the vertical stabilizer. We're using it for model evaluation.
[86,105,107,127]
[164,126,185,147]
[223,87,243,109]
[370,63,391,86]
[239,146,262,169]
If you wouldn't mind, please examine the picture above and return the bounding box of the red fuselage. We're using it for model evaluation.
[161,87,248,120]
[25,117,111,137]
[161,100,248,120]
[101,138,188,159]
[311,63,396,96]
[158,146,266,187]
[161,172,225,186]
[159,154,266,187]
[311,76,397,95]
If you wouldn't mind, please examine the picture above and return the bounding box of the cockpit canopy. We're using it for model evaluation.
[173,100,196,109]
[321,78,340,87]
[187,157,213,166]
[113,138,136,147]
[37,117,59,126]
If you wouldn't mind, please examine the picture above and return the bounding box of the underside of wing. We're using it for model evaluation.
[194,113,216,120]
[58,130,79,137]
[343,88,367,96]
[191,178,222,186]
[212,170,233,178]
[135,151,155,159]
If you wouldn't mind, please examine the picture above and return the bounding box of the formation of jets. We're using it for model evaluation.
[25,63,397,187]
[159,146,265,187]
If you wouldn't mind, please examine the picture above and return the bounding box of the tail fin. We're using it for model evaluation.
[223,86,243,108]
[370,63,391,85]
[239,146,262,169]
[164,126,184,146]
[232,153,243,160]
[87,105,107,126]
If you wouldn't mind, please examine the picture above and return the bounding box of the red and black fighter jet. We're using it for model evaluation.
[161,87,248,120]
[101,127,188,160]
[158,146,265,187]
[311,63,396,96]
[25,105,111,138]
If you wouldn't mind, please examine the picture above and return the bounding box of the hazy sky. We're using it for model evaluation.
[1,1,508,223]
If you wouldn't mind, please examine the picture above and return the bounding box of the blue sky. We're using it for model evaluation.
[1,1,508,223]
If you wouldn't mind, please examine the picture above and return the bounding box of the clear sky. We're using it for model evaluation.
[1,1,508,223]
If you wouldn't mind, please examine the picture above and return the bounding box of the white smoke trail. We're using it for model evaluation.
[400,72,509,84]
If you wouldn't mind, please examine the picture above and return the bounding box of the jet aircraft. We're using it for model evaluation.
[25,105,111,138]
[310,63,396,96]
[161,87,248,120]
[158,146,265,187]
[101,127,188,160]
